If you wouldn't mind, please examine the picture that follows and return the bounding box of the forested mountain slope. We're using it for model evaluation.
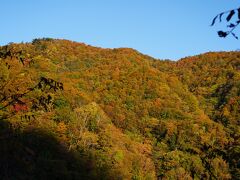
[0,39,239,179]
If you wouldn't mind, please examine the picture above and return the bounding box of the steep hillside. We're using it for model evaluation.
[0,39,239,179]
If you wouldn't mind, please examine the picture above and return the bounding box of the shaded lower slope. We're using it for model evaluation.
[0,120,104,180]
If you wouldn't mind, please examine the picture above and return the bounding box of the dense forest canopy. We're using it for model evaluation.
[0,38,239,179]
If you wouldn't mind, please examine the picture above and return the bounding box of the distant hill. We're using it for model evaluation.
[0,38,239,179]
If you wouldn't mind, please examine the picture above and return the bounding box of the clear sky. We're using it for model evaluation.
[1,0,240,60]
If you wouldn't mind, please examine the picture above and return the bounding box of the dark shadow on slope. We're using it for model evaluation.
[0,119,107,180]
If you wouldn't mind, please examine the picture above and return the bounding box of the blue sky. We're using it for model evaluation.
[1,0,240,60]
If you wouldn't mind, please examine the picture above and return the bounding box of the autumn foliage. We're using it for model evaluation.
[0,39,239,179]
